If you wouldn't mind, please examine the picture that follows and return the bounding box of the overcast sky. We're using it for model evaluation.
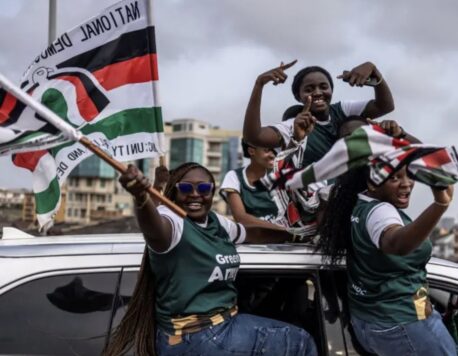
[1,0,458,220]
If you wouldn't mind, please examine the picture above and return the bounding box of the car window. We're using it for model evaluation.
[319,270,377,356]
[429,286,458,347]
[111,268,137,328]
[318,271,458,356]
[235,272,324,354]
[116,268,458,356]
[112,269,324,355]
[318,270,347,355]
[108,269,137,355]
[0,272,120,355]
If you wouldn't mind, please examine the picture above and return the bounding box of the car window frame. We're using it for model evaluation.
[0,268,124,355]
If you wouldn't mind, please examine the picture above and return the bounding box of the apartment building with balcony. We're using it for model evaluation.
[0,188,28,222]
[65,155,132,224]
[167,119,241,177]
[64,118,242,223]
[16,118,242,228]
[163,118,243,214]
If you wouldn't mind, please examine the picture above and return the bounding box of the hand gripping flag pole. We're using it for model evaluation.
[0,72,186,218]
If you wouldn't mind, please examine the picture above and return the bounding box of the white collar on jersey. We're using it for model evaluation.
[315,116,331,125]
[242,166,257,189]
[357,192,379,202]
[195,216,209,228]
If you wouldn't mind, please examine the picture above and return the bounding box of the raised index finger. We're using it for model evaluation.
[302,96,312,112]
[279,59,297,71]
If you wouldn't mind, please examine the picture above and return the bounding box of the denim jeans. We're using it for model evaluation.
[156,313,318,356]
[351,310,457,356]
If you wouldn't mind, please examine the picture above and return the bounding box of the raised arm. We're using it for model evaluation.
[225,191,285,231]
[119,164,173,252]
[244,225,291,244]
[368,119,422,143]
[380,186,453,255]
[338,61,395,119]
[243,60,297,148]
[150,165,170,205]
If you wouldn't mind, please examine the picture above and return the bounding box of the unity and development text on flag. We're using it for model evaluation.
[0,0,164,229]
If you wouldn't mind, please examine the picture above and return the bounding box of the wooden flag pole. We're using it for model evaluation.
[79,137,186,217]
[0,72,186,218]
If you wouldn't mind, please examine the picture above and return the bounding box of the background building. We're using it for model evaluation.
[166,118,241,178]
[65,155,132,224]
[146,118,243,214]
[0,188,28,223]
[432,233,455,260]
[438,217,456,232]
[4,118,242,232]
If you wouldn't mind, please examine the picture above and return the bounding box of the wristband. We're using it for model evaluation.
[373,77,384,86]
[433,201,449,207]
[135,193,150,209]
[365,76,383,86]
[394,127,407,139]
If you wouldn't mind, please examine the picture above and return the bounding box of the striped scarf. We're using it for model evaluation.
[262,124,458,191]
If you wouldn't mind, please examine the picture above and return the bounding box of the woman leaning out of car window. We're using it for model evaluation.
[317,165,456,356]
[103,162,318,356]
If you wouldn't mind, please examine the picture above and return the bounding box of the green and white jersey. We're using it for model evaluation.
[150,205,246,335]
[348,194,432,324]
[273,100,368,167]
[220,167,279,222]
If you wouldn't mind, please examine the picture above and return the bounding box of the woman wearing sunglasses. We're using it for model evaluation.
[105,162,317,356]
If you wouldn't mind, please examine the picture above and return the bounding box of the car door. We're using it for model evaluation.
[318,268,458,356]
[110,267,326,355]
[0,270,121,355]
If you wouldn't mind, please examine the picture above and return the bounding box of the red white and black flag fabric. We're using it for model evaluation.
[260,123,458,239]
[0,0,165,229]
[262,124,458,191]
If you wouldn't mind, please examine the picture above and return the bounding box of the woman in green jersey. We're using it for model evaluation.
[243,60,394,167]
[104,162,317,356]
[220,139,285,229]
[317,165,456,356]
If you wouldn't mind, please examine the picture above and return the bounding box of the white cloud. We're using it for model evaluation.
[0,0,457,219]
[1,0,23,18]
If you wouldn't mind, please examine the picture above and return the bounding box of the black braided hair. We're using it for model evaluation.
[316,166,369,265]
[291,66,334,102]
[104,162,215,356]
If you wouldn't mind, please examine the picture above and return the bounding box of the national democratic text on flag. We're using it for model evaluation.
[0,0,164,229]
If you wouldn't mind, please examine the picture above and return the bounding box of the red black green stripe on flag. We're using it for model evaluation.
[0,89,26,124]
[47,71,109,121]
[2,26,157,130]
[57,26,158,90]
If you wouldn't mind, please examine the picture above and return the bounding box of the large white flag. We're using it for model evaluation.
[0,0,164,229]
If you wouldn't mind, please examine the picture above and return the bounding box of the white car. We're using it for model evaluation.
[1,231,457,355]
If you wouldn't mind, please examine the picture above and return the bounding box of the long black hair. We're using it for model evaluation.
[104,162,215,356]
[316,166,369,265]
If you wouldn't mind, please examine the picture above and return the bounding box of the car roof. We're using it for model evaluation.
[1,234,457,267]
[0,233,145,257]
[0,233,321,258]
[1,234,458,294]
